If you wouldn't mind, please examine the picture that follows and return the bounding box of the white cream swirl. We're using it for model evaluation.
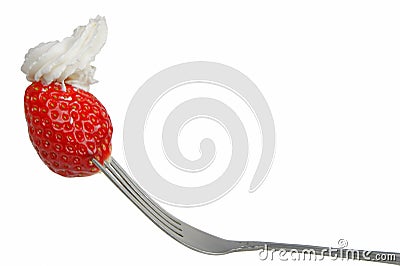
[21,16,107,91]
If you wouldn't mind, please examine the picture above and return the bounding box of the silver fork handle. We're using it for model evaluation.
[236,241,400,264]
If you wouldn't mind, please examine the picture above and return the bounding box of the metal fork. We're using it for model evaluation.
[93,157,400,264]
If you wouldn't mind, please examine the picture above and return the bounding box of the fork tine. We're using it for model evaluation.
[104,160,182,232]
[109,157,182,227]
[92,158,183,239]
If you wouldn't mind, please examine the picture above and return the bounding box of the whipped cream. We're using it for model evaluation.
[21,16,107,91]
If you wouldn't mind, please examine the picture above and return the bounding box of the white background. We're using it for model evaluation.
[1,0,399,265]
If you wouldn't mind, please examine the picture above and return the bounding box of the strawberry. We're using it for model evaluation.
[24,81,112,177]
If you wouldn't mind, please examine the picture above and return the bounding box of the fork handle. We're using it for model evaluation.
[238,241,400,264]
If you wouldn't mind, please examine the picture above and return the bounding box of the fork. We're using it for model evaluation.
[92,157,400,264]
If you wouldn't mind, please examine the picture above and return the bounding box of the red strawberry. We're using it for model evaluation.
[24,81,113,177]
